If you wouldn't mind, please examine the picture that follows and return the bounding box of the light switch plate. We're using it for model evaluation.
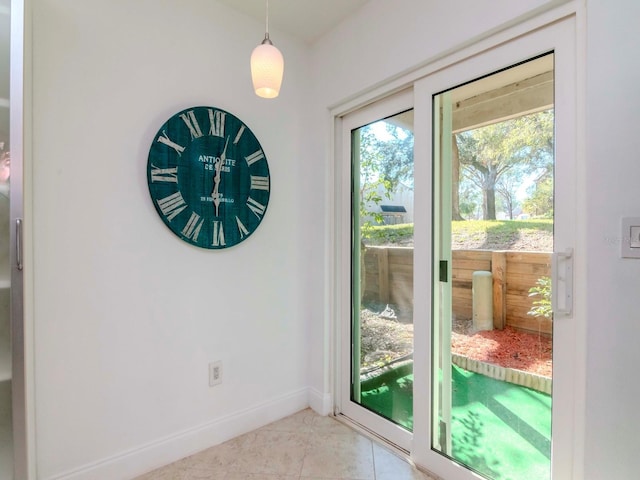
[621,217,640,258]
[631,226,640,248]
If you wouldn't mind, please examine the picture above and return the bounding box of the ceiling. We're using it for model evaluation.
[216,0,370,44]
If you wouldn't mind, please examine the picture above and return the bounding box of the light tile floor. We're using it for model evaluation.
[134,408,437,480]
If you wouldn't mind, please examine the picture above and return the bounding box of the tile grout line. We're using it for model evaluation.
[371,436,377,480]
[297,425,310,480]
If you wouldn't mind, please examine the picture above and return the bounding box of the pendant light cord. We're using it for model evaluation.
[262,0,272,45]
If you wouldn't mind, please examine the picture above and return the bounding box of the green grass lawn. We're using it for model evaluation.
[452,218,553,237]
[362,222,414,245]
[360,364,552,480]
[362,219,553,249]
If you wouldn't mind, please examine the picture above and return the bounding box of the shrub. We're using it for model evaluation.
[527,276,552,319]
[361,223,413,245]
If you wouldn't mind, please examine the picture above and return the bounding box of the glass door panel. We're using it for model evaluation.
[432,54,555,480]
[352,109,415,429]
[339,89,415,450]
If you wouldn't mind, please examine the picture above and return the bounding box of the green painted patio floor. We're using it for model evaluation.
[360,364,551,480]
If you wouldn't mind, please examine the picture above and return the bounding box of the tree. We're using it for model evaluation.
[455,110,554,220]
[523,177,554,217]
[458,177,482,219]
[360,122,413,190]
[451,136,464,220]
[358,121,414,223]
[496,166,525,219]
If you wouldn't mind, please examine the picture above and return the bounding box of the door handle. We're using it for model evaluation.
[551,248,573,317]
[16,218,23,271]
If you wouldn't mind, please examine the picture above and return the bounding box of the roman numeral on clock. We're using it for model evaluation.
[157,131,185,155]
[209,109,226,137]
[180,110,204,140]
[233,124,246,145]
[157,191,187,221]
[245,149,265,166]
[236,216,249,239]
[212,221,226,247]
[250,175,270,191]
[246,197,266,219]
[150,165,178,183]
[182,212,204,241]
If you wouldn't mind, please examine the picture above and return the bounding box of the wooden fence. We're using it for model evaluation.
[363,247,552,335]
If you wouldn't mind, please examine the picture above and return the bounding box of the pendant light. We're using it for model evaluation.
[251,0,284,99]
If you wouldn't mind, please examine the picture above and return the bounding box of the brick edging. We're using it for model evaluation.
[452,353,552,394]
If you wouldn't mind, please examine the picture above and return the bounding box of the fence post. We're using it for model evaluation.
[378,248,389,304]
[492,251,507,330]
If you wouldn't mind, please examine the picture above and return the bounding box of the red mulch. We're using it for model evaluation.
[451,324,552,378]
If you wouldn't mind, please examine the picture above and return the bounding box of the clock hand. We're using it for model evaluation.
[219,136,230,164]
[211,137,230,216]
[212,174,221,216]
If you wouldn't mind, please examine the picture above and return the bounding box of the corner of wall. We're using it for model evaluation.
[308,387,332,416]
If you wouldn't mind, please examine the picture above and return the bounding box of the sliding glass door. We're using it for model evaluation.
[337,14,579,480]
[411,17,578,480]
[431,54,557,480]
[339,90,414,451]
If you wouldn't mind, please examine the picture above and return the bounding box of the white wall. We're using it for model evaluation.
[584,0,640,478]
[30,1,312,478]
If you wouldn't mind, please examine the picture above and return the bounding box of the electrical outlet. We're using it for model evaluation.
[209,361,223,386]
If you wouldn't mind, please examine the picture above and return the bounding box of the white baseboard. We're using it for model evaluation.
[308,387,332,416]
[45,388,310,480]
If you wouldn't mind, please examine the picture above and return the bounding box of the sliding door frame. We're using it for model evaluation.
[335,88,414,451]
[412,16,579,479]
[330,4,585,479]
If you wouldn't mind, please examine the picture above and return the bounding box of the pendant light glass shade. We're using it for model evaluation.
[251,36,284,99]
[251,0,283,99]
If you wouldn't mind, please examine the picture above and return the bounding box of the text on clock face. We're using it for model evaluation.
[200,196,235,204]
[203,162,232,172]
[199,154,236,172]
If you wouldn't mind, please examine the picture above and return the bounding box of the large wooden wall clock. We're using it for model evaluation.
[147,106,271,249]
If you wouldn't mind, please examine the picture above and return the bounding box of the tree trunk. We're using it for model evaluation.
[485,187,496,220]
[451,135,464,220]
[507,193,516,219]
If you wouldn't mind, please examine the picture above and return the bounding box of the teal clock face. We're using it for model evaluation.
[147,106,270,249]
